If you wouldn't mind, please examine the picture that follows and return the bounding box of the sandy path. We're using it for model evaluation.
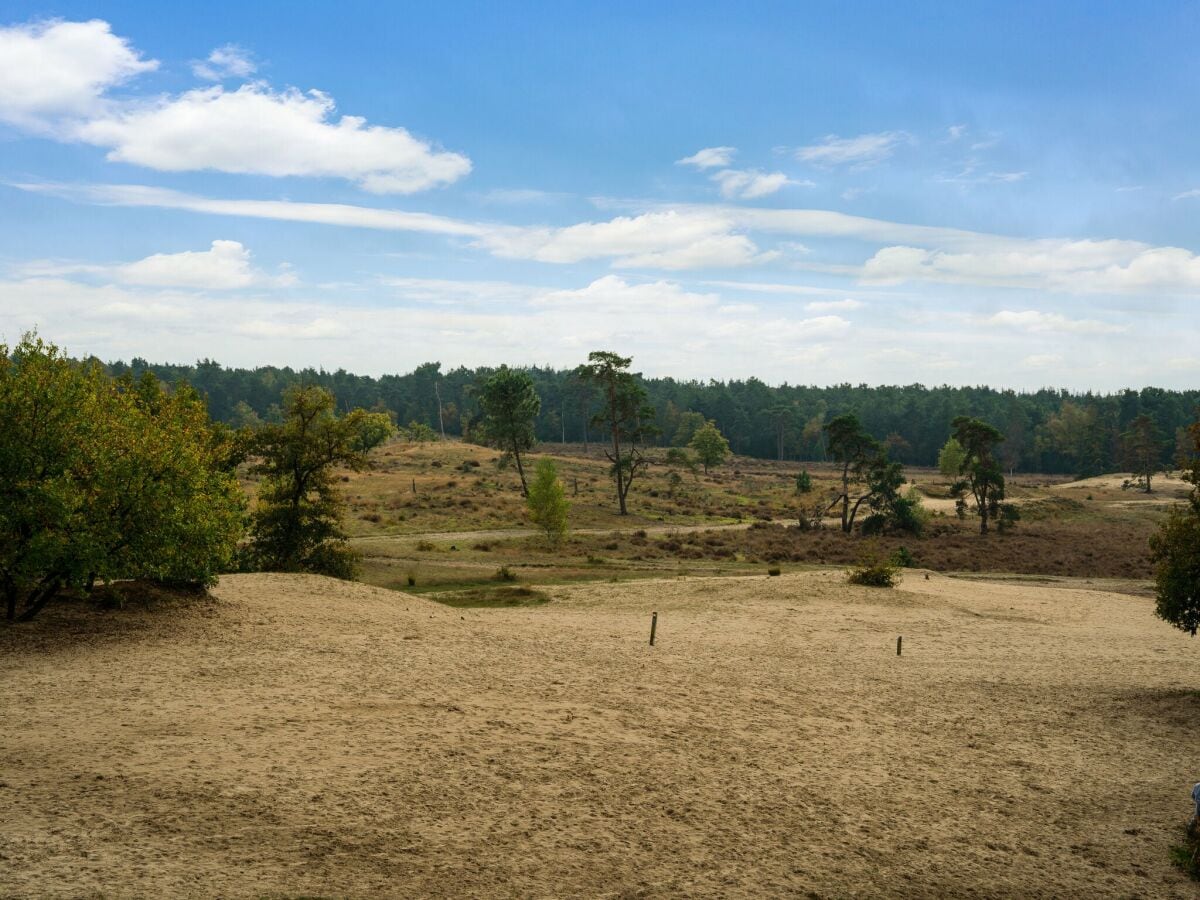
[1,572,1197,897]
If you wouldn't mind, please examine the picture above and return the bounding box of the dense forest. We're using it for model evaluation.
[108,356,1200,477]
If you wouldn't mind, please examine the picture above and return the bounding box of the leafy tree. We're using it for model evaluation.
[937,438,966,477]
[526,458,569,545]
[247,386,378,578]
[579,351,658,515]
[477,366,541,495]
[1120,414,1162,493]
[671,410,706,448]
[949,416,1006,534]
[1,336,244,622]
[404,420,438,444]
[689,419,731,474]
[1150,419,1200,635]
[352,411,396,454]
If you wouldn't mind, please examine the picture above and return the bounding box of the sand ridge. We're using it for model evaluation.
[1,571,1198,897]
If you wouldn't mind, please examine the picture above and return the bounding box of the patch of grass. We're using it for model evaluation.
[493,565,517,582]
[1170,830,1199,880]
[433,585,551,608]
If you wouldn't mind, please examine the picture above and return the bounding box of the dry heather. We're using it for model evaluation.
[2,572,1198,897]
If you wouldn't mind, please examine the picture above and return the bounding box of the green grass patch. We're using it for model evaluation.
[432,585,552,608]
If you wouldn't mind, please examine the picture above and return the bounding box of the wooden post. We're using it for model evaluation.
[897,636,902,656]
[649,611,658,646]
[412,477,416,494]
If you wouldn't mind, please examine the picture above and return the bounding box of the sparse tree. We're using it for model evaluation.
[404,420,438,444]
[526,458,570,545]
[579,351,658,515]
[689,419,731,474]
[477,366,541,496]
[1121,414,1162,493]
[949,416,1006,534]
[247,386,378,578]
[763,404,795,461]
[1150,418,1200,636]
[824,414,897,534]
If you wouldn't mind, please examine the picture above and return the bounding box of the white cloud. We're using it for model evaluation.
[945,125,967,141]
[677,146,736,169]
[796,131,910,168]
[805,298,863,313]
[1173,189,1200,201]
[76,84,471,193]
[16,239,294,290]
[0,19,157,130]
[988,310,1124,335]
[117,240,292,289]
[710,168,802,199]
[235,317,348,339]
[479,209,773,269]
[1021,354,1064,369]
[192,44,256,81]
[860,241,1200,294]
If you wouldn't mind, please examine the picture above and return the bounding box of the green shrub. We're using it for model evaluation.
[795,469,813,493]
[847,545,901,587]
[767,566,781,576]
[493,565,517,582]
[892,546,916,568]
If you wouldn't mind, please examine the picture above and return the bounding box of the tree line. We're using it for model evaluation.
[109,356,1200,476]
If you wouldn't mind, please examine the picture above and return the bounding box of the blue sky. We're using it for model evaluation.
[2,2,1199,388]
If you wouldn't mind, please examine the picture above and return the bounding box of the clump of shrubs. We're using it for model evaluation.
[893,546,916,568]
[493,565,517,582]
[767,566,781,577]
[795,469,813,493]
[847,545,901,588]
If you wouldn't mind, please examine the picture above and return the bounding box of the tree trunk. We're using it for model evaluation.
[512,440,529,496]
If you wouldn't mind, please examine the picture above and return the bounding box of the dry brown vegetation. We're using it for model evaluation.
[3,572,1198,896]
[312,438,1181,602]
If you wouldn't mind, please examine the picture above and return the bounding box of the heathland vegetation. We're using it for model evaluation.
[5,333,1200,643]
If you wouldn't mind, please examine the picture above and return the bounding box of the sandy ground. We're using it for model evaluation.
[2,572,1198,898]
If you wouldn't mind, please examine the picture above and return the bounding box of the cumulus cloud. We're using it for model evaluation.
[677,146,736,169]
[0,19,469,193]
[76,84,471,193]
[192,44,256,81]
[0,19,157,130]
[710,168,801,199]
[234,317,348,339]
[18,239,294,290]
[796,131,910,168]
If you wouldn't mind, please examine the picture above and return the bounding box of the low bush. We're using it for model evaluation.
[493,565,517,582]
[847,546,901,588]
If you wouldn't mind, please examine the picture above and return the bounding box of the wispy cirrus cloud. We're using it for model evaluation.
[795,131,911,168]
[676,146,737,169]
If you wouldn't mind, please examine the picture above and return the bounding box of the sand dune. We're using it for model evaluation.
[2,571,1197,897]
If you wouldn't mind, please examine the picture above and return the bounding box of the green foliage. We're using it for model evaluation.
[525,458,570,545]
[795,469,813,493]
[949,416,1006,534]
[1120,414,1163,493]
[246,386,374,579]
[476,366,541,495]
[404,420,439,443]
[937,438,966,477]
[847,546,901,588]
[825,414,910,534]
[997,502,1021,533]
[671,410,706,448]
[579,351,658,515]
[352,411,396,453]
[688,419,731,474]
[767,566,781,576]
[892,546,916,568]
[1150,420,1200,635]
[663,446,698,475]
[1,335,244,622]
